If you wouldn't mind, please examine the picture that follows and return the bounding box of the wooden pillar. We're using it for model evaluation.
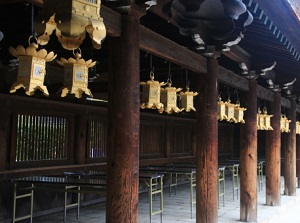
[240,79,257,222]
[195,54,218,223]
[106,15,140,223]
[74,115,87,165]
[297,130,300,188]
[0,100,10,170]
[284,100,297,195]
[266,92,281,206]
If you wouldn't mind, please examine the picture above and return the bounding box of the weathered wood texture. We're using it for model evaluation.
[240,79,257,222]
[196,57,218,223]
[106,15,140,223]
[266,92,281,206]
[0,100,10,170]
[284,100,297,196]
[297,134,300,188]
[74,115,87,165]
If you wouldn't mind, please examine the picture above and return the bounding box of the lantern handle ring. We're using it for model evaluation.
[73,48,82,59]
[28,35,38,49]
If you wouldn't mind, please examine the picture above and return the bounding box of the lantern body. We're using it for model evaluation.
[140,80,165,113]
[257,115,266,130]
[10,55,49,96]
[61,63,92,98]
[280,116,286,132]
[296,121,300,134]
[225,101,236,122]
[264,115,273,130]
[161,86,183,114]
[280,115,291,133]
[180,91,198,112]
[285,118,291,133]
[218,100,227,121]
[234,105,247,123]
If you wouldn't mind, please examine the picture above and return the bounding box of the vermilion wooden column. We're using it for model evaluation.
[284,100,296,196]
[240,79,257,222]
[106,15,140,223]
[266,92,281,206]
[196,55,218,223]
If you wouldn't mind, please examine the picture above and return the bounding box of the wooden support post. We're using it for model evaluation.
[266,92,281,206]
[195,54,218,223]
[284,100,296,196]
[240,79,257,222]
[74,115,87,165]
[106,15,140,223]
[297,133,300,188]
[0,100,10,170]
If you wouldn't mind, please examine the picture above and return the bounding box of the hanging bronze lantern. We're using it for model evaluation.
[8,37,57,96]
[296,121,300,134]
[180,87,198,112]
[56,49,95,98]
[218,96,228,121]
[257,107,273,130]
[140,71,165,113]
[234,101,247,123]
[257,108,266,130]
[280,115,291,133]
[225,99,237,122]
[160,81,183,114]
[262,107,273,130]
[34,0,106,50]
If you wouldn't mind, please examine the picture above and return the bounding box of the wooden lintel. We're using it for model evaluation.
[281,97,291,109]
[0,0,43,6]
[139,26,207,73]
[102,6,122,37]
[218,67,249,91]
[221,45,252,67]
[257,85,274,102]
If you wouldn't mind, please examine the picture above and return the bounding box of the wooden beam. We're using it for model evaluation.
[221,45,252,68]
[218,67,249,91]
[0,0,43,6]
[139,26,207,73]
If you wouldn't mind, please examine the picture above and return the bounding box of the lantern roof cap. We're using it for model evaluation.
[8,43,57,62]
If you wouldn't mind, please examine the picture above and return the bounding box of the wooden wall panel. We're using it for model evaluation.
[170,123,194,157]
[140,121,164,158]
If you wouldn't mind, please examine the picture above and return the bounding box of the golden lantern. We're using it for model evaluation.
[225,99,237,122]
[180,87,198,112]
[257,107,273,130]
[34,0,106,50]
[257,108,266,130]
[262,107,273,130]
[296,121,300,134]
[285,117,291,133]
[234,101,247,123]
[160,82,183,114]
[280,115,291,133]
[218,96,228,121]
[8,37,57,96]
[140,71,165,113]
[56,49,95,98]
